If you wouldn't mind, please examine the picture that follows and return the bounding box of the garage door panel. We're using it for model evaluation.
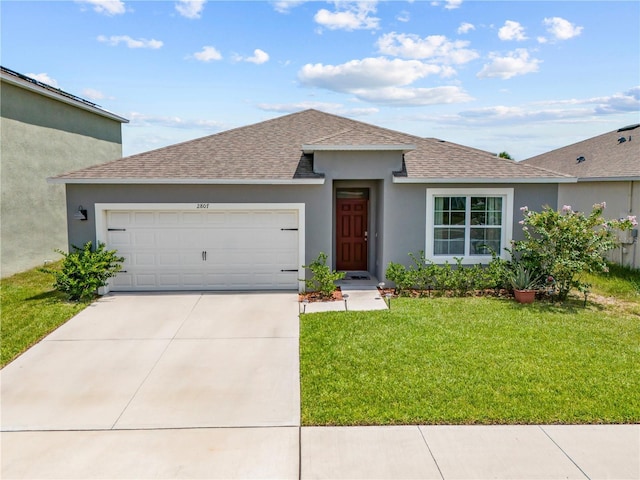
[133,212,155,225]
[106,207,300,291]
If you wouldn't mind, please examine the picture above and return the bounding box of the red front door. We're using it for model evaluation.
[336,198,368,271]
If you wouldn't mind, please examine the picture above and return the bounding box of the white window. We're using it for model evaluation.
[426,188,513,264]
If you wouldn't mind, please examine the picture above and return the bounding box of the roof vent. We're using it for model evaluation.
[617,124,639,132]
[618,136,627,144]
[576,156,586,164]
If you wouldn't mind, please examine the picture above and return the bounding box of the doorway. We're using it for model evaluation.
[335,188,368,271]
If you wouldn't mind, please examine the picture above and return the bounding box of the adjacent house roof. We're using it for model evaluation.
[51,109,573,185]
[521,124,640,182]
[1,66,129,124]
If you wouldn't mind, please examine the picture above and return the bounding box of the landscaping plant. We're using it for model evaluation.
[513,203,637,301]
[302,252,345,298]
[41,241,124,301]
[386,250,511,296]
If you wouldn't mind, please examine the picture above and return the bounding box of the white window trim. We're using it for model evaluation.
[425,188,513,264]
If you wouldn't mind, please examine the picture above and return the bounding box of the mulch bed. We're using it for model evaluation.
[299,287,343,303]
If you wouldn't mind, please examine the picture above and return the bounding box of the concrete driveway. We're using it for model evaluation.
[1,293,301,479]
[3,293,638,479]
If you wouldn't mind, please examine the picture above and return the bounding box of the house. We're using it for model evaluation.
[1,66,128,277]
[50,109,573,292]
[522,124,640,268]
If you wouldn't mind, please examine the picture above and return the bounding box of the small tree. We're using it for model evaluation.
[512,203,637,301]
[42,241,124,301]
[498,151,513,160]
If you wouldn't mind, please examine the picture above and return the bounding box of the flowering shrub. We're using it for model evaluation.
[513,203,637,301]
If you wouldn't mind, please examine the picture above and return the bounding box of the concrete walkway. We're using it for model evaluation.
[2,293,639,479]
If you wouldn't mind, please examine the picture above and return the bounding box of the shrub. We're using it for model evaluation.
[385,261,414,295]
[41,241,124,302]
[513,203,637,301]
[386,251,512,297]
[302,252,345,298]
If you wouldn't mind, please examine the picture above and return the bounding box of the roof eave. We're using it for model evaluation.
[1,72,129,124]
[575,176,640,182]
[47,177,326,185]
[302,144,416,154]
[392,176,577,184]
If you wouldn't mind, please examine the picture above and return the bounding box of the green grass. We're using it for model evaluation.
[582,263,640,302]
[1,263,88,367]
[300,296,640,425]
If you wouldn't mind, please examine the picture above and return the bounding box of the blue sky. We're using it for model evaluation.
[2,0,639,160]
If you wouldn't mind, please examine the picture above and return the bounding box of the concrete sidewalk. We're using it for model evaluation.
[2,293,638,479]
[301,424,639,479]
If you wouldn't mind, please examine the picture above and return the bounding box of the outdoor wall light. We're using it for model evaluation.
[74,205,88,221]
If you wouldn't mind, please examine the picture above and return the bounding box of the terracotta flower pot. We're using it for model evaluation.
[514,289,536,304]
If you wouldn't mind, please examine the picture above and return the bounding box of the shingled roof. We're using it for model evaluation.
[51,109,572,184]
[522,124,640,181]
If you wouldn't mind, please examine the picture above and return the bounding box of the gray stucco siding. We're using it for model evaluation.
[1,82,123,144]
[65,183,331,275]
[1,115,123,276]
[379,182,559,277]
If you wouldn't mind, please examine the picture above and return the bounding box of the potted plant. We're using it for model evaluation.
[508,263,539,304]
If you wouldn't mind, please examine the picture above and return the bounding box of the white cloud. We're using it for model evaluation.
[82,88,105,100]
[396,10,410,22]
[25,73,59,88]
[256,101,378,116]
[97,35,163,49]
[314,2,380,31]
[543,17,583,41]
[299,57,453,92]
[129,112,223,130]
[477,49,541,79]
[175,0,205,19]
[435,87,640,127]
[457,22,475,34]
[431,0,462,9]
[298,57,470,106]
[272,1,307,13]
[191,46,223,62]
[76,0,125,16]
[377,32,479,64]
[352,85,473,106]
[236,49,270,64]
[498,20,527,41]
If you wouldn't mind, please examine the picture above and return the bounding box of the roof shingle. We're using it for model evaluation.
[52,109,572,183]
[522,125,640,180]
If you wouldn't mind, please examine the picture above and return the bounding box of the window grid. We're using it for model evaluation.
[433,195,503,257]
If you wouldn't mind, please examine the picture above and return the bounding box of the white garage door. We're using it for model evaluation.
[102,205,301,291]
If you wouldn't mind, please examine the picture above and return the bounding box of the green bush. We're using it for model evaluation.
[386,251,511,297]
[41,241,124,301]
[513,203,637,301]
[302,252,345,298]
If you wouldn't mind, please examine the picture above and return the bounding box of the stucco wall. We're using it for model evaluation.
[65,177,560,285]
[65,183,330,274]
[379,182,559,275]
[559,181,639,268]
[1,81,124,277]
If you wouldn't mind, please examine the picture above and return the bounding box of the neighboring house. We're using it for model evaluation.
[50,109,573,292]
[522,124,640,269]
[1,66,128,277]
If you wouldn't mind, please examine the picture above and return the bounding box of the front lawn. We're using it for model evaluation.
[300,296,640,425]
[1,263,88,367]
